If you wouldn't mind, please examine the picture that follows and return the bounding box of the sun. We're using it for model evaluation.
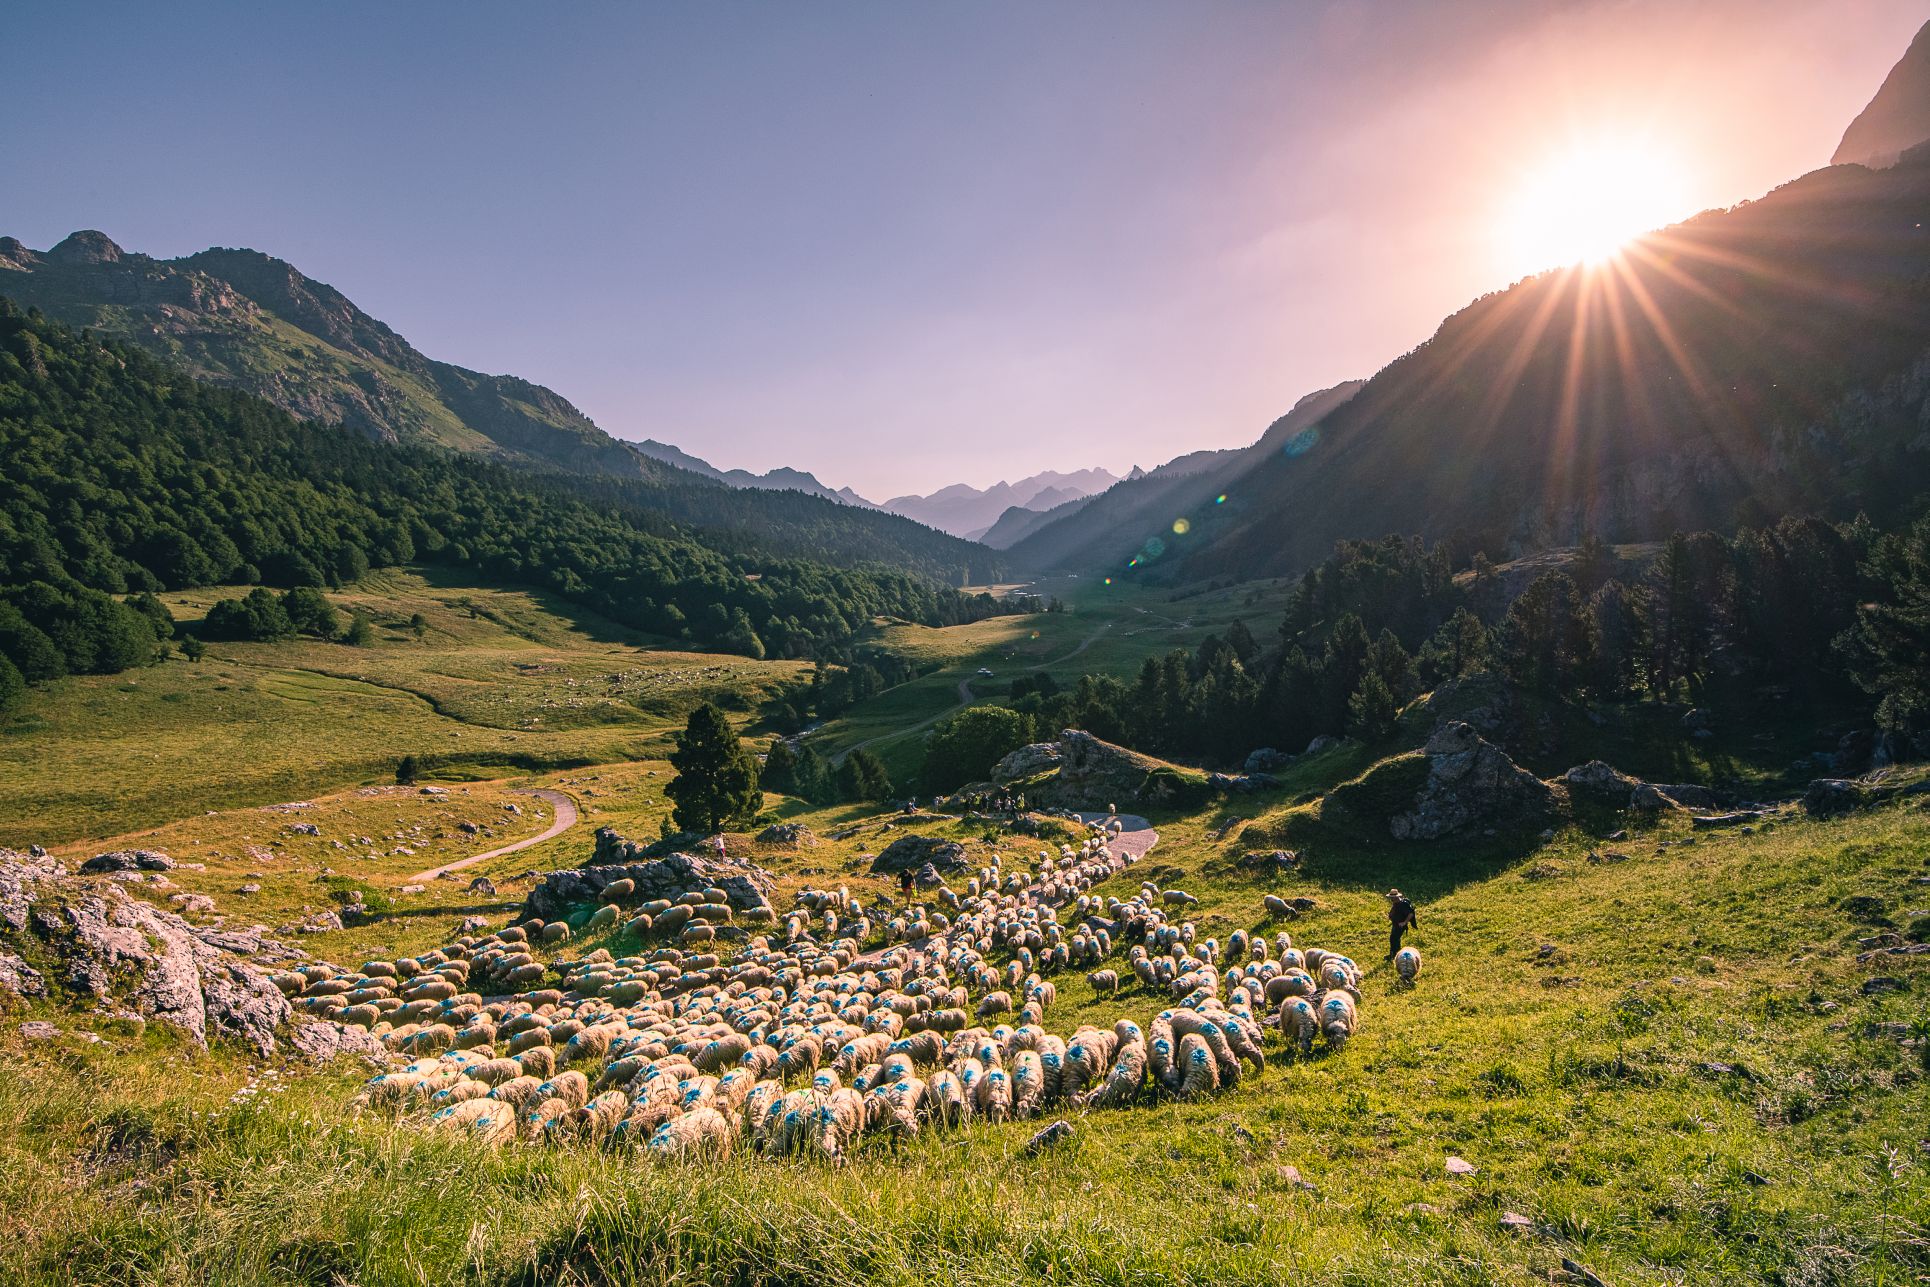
[1499,139,1689,277]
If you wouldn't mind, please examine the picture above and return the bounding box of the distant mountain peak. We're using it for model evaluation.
[47,230,125,265]
[1834,19,1930,169]
[879,467,1121,538]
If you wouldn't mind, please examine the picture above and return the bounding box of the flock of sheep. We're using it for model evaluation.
[292,821,1415,1160]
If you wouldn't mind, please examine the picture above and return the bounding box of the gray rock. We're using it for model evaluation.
[756,822,817,847]
[1021,1119,1074,1155]
[1304,734,1343,756]
[287,1019,389,1066]
[870,835,969,876]
[1560,760,1640,801]
[43,884,289,1054]
[993,742,1064,784]
[0,951,45,998]
[522,833,778,922]
[79,849,174,874]
[0,848,65,932]
[1244,747,1294,774]
[20,1020,58,1041]
[287,823,320,836]
[1805,778,1871,818]
[1387,723,1557,841]
[467,876,497,896]
[456,915,492,934]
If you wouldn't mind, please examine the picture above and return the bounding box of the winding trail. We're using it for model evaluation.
[408,788,578,882]
[1075,811,1159,864]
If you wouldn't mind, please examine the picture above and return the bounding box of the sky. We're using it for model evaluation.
[4,1,1923,498]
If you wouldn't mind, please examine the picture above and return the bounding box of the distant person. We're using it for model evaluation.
[900,869,915,902]
[1385,888,1417,959]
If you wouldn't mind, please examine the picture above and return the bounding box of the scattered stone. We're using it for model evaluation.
[1561,1257,1609,1287]
[297,911,344,934]
[20,1020,58,1041]
[238,883,261,895]
[0,951,46,998]
[458,821,481,835]
[1862,977,1907,995]
[287,823,320,836]
[80,850,174,874]
[1499,1212,1537,1235]
[756,822,817,847]
[523,832,778,922]
[456,915,491,934]
[419,786,448,796]
[168,892,217,916]
[1560,760,1640,801]
[870,835,969,876]
[468,876,497,896]
[1445,1156,1477,1176]
[503,802,522,814]
[398,883,426,896]
[1244,747,1295,774]
[1305,734,1343,755]
[1021,1119,1074,1156]
[287,1019,389,1067]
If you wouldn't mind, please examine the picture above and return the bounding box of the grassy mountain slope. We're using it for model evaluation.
[1140,157,1930,584]
[5,744,1925,1285]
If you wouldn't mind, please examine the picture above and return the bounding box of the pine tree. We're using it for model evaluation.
[762,739,801,794]
[837,748,893,802]
[1347,669,1399,740]
[395,754,420,785]
[665,702,762,834]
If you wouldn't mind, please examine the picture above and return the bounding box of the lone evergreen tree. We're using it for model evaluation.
[395,753,420,785]
[666,702,762,834]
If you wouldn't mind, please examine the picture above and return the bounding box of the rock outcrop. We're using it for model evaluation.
[1388,723,1558,841]
[519,831,777,923]
[868,835,969,876]
[993,742,1063,784]
[1032,730,1204,809]
[755,822,817,847]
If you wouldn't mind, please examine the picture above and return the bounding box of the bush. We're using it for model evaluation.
[204,588,293,641]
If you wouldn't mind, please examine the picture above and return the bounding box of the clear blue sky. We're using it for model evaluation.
[5,1,1922,497]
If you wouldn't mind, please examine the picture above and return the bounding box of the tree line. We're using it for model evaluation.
[913,521,1930,787]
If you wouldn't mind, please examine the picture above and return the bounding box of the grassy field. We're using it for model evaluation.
[3,737,1927,1285]
[0,571,807,847]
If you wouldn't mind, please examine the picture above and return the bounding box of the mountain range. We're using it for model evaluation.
[878,469,1122,539]
[628,438,872,507]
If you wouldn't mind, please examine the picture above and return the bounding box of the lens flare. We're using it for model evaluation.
[1172,518,1191,535]
[1142,537,1166,559]
[1215,494,1226,504]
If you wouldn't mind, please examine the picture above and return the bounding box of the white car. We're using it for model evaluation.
[976,667,994,676]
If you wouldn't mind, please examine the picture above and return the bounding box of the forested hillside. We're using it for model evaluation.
[0,232,1003,586]
[0,305,1025,698]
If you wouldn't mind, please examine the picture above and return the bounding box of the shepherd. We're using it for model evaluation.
[1385,887,1417,959]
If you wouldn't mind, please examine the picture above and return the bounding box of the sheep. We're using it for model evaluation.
[1083,1030,1148,1108]
[976,990,1013,1019]
[648,1106,737,1159]
[1175,1032,1219,1097]
[1279,996,1319,1053]
[1393,946,1421,983]
[1262,894,1292,917]
[429,1098,517,1146]
[922,1070,968,1127]
[975,1065,1014,1123]
[1086,968,1119,996]
[1318,991,1358,1050]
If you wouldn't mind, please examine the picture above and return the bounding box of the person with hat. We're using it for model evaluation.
[1385,887,1417,959]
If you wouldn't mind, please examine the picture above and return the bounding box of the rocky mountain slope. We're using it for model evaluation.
[1834,18,1930,168]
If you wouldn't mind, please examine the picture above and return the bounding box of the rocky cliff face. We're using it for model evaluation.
[516,832,778,924]
[1835,20,1930,169]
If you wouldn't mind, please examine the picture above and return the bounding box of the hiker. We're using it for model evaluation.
[900,869,915,902]
[1385,888,1417,959]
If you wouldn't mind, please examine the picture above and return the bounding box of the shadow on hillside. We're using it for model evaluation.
[407,564,674,650]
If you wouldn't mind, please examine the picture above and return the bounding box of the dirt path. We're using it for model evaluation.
[409,788,578,882]
[1075,811,1158,862]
